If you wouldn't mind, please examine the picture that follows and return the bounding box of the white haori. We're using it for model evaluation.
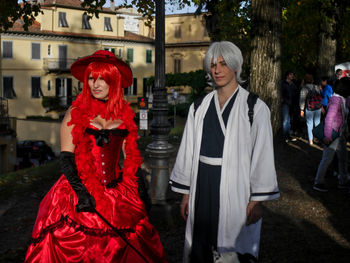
[170,86,280,262]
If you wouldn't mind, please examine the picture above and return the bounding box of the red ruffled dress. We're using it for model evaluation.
[25,97,167,263]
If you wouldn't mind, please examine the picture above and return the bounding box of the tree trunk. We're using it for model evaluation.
[250,0,282,134]
[317,12,337,79]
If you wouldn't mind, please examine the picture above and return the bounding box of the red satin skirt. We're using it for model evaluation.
[25,176,167,263]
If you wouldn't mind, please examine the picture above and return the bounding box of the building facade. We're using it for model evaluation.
[164,13,210,75]
[0,1,210,161]
[0,0,155,119]
[138,12,210,97]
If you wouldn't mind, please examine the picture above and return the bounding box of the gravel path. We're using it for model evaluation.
[1,136,350,262]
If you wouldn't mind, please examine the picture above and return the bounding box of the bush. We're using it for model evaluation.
[42,96,67,112]
[26,115,58,121]
[176,102,191,118]
[168,103,190,118]
[146,70,207,103]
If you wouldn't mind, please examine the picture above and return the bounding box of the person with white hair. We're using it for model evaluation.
[170,41,280,263]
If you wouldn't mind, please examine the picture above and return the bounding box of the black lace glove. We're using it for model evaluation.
[59,151,96,213]
[136,168,152,212]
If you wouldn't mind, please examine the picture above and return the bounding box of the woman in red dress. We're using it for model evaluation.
[25,50,167,263]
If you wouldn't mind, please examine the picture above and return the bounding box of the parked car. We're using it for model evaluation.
[16,140,56,169]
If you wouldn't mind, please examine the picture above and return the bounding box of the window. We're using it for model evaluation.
[125,78,137,96]
[143,77,152,98]
[118,49,122,58]
[55,78,72,105]
[48,44,51,56]
[175,25,181,38]
[174,59,181,73]
[58,12,68,27]
[78,81,82,92]
[104,17,113,31]
[2,77,16,99]
[47,80,51,91]
[146,50,152,63]
[127,48,133,63]
[104,47,115,54]
[82,13,91,29]
[203,28,209,37]
[31,77,43,98]
[2,41,13,58]
[31,43,41,60]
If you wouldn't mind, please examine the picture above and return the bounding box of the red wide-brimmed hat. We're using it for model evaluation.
[70,50,133,88]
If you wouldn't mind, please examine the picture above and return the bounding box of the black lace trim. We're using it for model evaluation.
[106,174,123,189]
[85,127,129,147]
[31,214,135,246]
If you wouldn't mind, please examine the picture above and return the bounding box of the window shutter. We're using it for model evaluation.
[59,12,68,27]
[3,77,15,99]
[67,78,72,105]
[143,78,148,97]
[127,49,133,62]
[104,17,112,31]
[133,78,137,95]
[31,77,41,98]
[55,78,61,96]
[146,50,152,63]
[31,43,40,59]
[82,14,91,29]
[3,41,13,58]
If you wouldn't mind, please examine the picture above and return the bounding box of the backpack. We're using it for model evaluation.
[306,86,323,111]
[194,92,258,126]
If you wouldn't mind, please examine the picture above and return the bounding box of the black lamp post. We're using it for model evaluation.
[146,0,174,205]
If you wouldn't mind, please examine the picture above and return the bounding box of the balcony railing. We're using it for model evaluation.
[43,58,76,72]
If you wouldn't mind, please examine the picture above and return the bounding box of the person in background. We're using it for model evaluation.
[300,74,322,145]
[329,68,343,87]
[320,76,333,114]
[170,41,279,263]
[281,71,297,142]
[313,77,350,192]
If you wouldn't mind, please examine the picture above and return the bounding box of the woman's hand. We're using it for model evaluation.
[180,194,189,221]
[300,110,304,118]
[246,201,262,225]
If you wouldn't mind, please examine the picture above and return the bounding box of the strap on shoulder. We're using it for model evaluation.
[247,92,259,126]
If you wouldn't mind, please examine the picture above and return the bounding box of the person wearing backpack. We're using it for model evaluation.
[299,74,323,145]
[313,77,350,192]
[169,41,279,263]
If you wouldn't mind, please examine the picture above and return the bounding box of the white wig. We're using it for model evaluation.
[204,41,244,85]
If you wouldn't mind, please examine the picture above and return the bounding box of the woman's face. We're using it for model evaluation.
[88,74,109,100]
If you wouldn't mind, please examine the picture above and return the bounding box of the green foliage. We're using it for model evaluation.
[26,115,57,121]
[42,96,67,113]
[281,0,350,79]
[0,0,109,32]
[0,0,42,32]
[168,102,191,118]
[192,0,252,78]
[176,102,191,117]
[147,70,207,103]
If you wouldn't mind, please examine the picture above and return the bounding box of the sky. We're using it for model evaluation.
[106,0,198,14]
